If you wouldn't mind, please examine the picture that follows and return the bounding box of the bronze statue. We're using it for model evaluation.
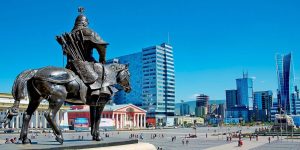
[1,8,131,144]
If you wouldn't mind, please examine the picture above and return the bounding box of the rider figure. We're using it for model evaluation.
[61,9,110,99]
[65,10,108,69]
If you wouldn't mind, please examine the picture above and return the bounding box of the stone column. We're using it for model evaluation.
[116,114,119,129]
[124,113,127,128]
[143,114,146,128]
[16,115,19,129]
[137,114,140,128]
[35,111,39,128]
[44,115,47,128]
[30,120,33,128]
[133,113,136,128]
[121,114,123,129]
[11,118,15,128]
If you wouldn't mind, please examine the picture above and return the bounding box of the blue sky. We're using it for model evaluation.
[0,0,300,102]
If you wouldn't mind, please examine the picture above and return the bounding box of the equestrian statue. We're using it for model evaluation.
[1,7,131,144]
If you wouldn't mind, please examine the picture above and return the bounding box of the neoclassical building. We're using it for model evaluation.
[0,93,69,129]
[68,104,147,129]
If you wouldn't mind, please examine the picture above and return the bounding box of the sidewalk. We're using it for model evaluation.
[204,137,269,150]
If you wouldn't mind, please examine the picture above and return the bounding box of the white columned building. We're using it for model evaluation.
[0,94,70,130]
[68,104,147,130]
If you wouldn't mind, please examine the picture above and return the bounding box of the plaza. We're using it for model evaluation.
[1,127,300,149]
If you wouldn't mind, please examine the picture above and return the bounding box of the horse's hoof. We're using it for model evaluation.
[93,136,102,141]
[22,138,31,144]
[55,136,64,144]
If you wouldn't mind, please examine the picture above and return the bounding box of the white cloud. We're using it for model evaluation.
[188,93,199,99]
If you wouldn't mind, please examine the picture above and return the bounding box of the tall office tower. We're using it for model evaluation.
[236,73,254,110]
[110,43,175,126]
[107,53,143,106]
[226,90,238,110]
[180,103,190,116]
[142,43,175,126]
[195,94,209,117]
[253,91,273,122]
[276,53,298,114]
[218,104,226,118]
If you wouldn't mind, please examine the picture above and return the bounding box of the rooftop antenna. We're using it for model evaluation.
[167,32,170,44]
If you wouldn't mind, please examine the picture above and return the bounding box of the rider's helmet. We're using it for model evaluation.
[74,14,89,27]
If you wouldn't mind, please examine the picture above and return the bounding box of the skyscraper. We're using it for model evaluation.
[226,90,238,110]
[180,103,190,116]
[225,73,254,122]
[195,94,209,117]
[276,53,298,114]
[142,43,175,126]
[107,53,143,106]
[236,73,254,110]
[253,91,273,121]
[109,43,175,126]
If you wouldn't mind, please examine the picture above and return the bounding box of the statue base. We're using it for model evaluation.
[0,138,144,150]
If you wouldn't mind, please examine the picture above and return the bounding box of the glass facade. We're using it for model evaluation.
[236,75,254,110]
[107,53,143,106]
[253,91,273,121]
[276,53,297,114]
[226,90,238,111]
[142,43,175,123]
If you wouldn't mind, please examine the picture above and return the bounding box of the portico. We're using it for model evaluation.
[69,104,147,129]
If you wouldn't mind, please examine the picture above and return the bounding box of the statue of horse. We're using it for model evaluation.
[1,62,131,144]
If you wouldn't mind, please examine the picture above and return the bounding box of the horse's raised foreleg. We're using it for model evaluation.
[20,98,41,144]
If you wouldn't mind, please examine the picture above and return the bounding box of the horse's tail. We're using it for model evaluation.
[12,69,36,101]
[1,69,36,127]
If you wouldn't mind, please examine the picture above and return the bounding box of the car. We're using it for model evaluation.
[4,129,14,133]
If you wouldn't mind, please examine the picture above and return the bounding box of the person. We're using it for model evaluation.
[238,139,243,147]
[249,135,252,141]
[5,138,11,144]
[268,137,271,143]
[206,133,208,138]
[182,139,185,145]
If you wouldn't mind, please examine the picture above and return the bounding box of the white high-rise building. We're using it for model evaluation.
[142,43,175,126]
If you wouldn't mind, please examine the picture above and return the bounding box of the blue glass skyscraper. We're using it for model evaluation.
[253,91,273,121]
[107,53,143,106]
[276,53,297,114]
[236,73,254,110]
